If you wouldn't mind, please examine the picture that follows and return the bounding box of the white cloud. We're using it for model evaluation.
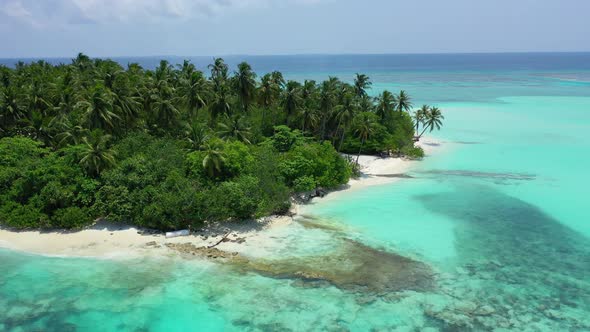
[0,0,322,27]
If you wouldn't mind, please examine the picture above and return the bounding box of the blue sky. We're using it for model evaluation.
[0,0,589,57]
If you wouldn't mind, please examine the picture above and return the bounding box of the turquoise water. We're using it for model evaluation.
[2,54,590,331]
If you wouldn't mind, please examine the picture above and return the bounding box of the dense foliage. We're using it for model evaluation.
[0,54,442,230]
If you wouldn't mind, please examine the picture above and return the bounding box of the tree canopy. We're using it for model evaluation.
[0,55,442,230]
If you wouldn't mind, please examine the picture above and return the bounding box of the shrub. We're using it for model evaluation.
[402,145,425,159]
[52,207,91,229]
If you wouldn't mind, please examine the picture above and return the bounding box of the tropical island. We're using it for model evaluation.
[0,54,443,233]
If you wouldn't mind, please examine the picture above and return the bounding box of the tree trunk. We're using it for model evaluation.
[356,138,365,164]
[418,124,430,138]
[320,113,326,142]
[338,130,345,152]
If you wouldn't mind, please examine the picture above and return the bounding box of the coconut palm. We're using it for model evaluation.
[201,140,225,178]
[177,59,196,81]
[79,133,116,177]
[270,71,286,90]
[208,58,229,82]
[258,74,275,108]
[54,122,89,147]
[217,115,252,144]
[25,80,51,116]
[76,86,119,131]
[282,81,302,125]
[353,113,378,163]
[111,84,140,132]
[234,62,257,113]
[152,95,180,129]
[413,105,430,135]
[318,79,337,141]
[209,86,232,122]
[0,86,26,129]
[71,52,93,74]
[298,106,319,133]
[334,92,358,151]
[21,111,52,145]
[419,106,444,138]
[184,122,210,151]
[154,60,173,83]
[354,73,372,98]
[101,65,123,90]
[395,90,413,113]
[375,90,395,123]
[181,71,208,119]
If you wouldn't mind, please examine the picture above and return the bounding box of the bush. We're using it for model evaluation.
[293,175,316,192]
[52,207,91,229]
[269,125,304,152]
[0,202,48,229]
[279,141,351,190]
[92,185,133,223]
[402,145,425,159]
[0,137,97,229]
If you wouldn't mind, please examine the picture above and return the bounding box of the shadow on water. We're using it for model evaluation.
[418,169,536,184]
[415,184,590,330]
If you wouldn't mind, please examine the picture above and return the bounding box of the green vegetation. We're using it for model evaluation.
[0,54,442,230]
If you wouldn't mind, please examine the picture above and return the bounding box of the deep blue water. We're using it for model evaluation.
[3,52,590,73]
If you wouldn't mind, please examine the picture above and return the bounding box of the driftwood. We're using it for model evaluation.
[207,231,231,248]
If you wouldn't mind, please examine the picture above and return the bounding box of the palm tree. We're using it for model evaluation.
[23,111,53,144]
[79,133,116,177]
[353,74,372,98]
[184,122,210,151]
[419,106,444,138]
[298,106,319,133]
[258,74,275,108]
[151,78,179,129]
[0,86,26,129]
[76,86,119,131]
[318,79,336,141]
[208,58,229,82]
[270,71,286,90]
[111,82,140,132]
[153,95,180,129]
[413,105,430,135]
[209,86,232,123]
[54,122,89,147]
[282,81,301,125]
[201,140,225,178]
[181,71,208,119]
[155,60,173,83]
[395,90,413,113]
[217,115,252,144]
[334,92,358,151]
[71,52,92,74]
[101,65,123,90]
[177,59,196,81]
[25,80,51,116]
[353,113,377,163]
[234,62,257,113]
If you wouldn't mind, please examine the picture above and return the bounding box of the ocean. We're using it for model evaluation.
[1,53,589,331]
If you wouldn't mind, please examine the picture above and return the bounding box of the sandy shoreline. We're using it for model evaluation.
[0,137,443,259]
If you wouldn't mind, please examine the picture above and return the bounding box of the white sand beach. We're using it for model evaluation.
[0,137,442,259]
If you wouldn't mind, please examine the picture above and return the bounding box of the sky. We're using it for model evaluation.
[0,0,589,58]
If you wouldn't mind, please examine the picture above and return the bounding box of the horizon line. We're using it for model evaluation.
[2,50,590,60]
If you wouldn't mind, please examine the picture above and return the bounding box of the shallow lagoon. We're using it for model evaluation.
[2,54,590,331]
